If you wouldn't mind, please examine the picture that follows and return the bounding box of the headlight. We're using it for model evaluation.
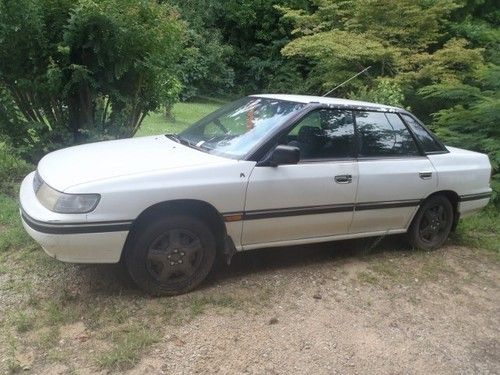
[34,172,100,214]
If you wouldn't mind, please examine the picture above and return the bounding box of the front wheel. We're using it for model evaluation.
[408,195,454,251]
[125,215,216,296]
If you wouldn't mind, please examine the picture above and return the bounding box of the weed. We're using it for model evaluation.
[11,311,33,333]
[370,260,399,279]
[357,271,379,285]
[44,301,65,326]
[96,325,160,370]
[452,209,499,256]
[37,326,60,350]
[4,332,22,374]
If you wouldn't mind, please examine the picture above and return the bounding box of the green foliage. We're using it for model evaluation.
[169,1,234,99]
[453,208,500,255]
[0,142,33,196]
[96,325,160,370]
[0,0,498,206]
[0,0,183,159]
[350,78,405,107]
[198,0,310,94]
[177,29,234,100]
[0,192,35,252]
[279,0,500,203]
[280,0,460,95]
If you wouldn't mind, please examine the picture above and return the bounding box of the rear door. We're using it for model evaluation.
[242,109,358,246]
[350,111,437,233]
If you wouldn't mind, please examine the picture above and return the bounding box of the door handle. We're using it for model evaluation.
[334,174,352,184]
[419,171,432,180]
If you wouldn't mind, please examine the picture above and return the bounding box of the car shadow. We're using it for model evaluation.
[206,234,412,286]
[73,234,412,297]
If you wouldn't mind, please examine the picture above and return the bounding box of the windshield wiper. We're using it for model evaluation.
[166,134,207,152]
[166,134,192,147]
[166,134,182,144]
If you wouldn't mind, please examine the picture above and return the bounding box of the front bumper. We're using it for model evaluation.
[19,172,129,263]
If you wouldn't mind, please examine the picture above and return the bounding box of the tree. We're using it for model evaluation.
[279,0,499,204]
[0,0,183,159]
[209,0,311,94]
[168,0,234,100]
[279,0,459,95]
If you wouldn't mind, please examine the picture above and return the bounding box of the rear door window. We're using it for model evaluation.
[354,111,419,157]
[400,114,445,153]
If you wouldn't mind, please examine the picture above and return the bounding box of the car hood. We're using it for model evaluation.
[37,136,231,191]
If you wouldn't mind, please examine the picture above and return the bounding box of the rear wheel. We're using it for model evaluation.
[125,215,216,296]
[408,195,454,251]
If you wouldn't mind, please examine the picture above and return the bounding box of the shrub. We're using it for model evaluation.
[0,0,184,158]
[0,142,33,196]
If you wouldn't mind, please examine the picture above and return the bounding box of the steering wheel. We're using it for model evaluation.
[214,119,229,134]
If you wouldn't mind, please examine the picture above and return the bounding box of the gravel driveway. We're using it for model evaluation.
[1,236,499,374]
[133,237,500,374]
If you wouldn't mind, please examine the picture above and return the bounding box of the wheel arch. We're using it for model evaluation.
[121,199,228,261]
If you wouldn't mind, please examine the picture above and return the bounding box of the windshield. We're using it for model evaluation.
[177,97,306,159]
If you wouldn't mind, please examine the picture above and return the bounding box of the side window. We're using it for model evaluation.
[288,111,321,136]
[284,109,355,160]
[355,111,419,157]
[401,114,445,153]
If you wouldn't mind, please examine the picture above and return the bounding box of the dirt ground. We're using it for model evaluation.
[1,235,499,374]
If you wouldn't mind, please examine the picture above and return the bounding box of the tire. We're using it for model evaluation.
[408,195,454,251]
[124,215,216,296]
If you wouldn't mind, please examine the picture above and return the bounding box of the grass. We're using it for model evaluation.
[11,311,33,333]
[452,208,500,255]
[137,98,225,137]
[0,194,35,253]
[187,294,242,317]
[96,325,161,370]
[357,271,379,285]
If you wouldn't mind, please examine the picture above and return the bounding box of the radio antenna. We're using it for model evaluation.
[322,66,372,97]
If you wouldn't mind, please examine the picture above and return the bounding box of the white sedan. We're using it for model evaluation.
[20,95,492,295]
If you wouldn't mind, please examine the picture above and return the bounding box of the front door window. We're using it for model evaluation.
[283,109,355,160]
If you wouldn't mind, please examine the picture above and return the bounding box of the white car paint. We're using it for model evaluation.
[19,95,492,263]
[351,157,437,233]
[243,160,358,245]
[38,135,230,191]
[427,146,492,218]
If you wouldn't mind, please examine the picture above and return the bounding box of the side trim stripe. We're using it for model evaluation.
[459,192,492,202]
[21,210,132,235]
[25,193,489,234]
[224,199,421,222]
[243,203,354,220]
[355,200,421,211]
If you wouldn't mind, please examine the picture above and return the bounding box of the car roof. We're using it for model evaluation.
[251,94,402,112]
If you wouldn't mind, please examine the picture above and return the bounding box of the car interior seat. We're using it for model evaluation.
[297,126,325,159]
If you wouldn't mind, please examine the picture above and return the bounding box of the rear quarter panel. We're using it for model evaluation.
[427,146,492,217]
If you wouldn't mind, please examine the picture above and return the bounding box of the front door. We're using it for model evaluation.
[242,109,359,247]
[350,111,437,233]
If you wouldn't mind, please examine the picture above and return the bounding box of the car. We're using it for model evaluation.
[19,94,492,295]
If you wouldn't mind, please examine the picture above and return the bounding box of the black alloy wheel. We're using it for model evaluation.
[125,215,216,296]
[408,195,454,251]
[146,229,203,282]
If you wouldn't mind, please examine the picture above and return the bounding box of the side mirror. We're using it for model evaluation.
[266,145,300,166]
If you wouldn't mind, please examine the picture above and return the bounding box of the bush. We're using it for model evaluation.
[0,142,33,196]
[0,0,184,158]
